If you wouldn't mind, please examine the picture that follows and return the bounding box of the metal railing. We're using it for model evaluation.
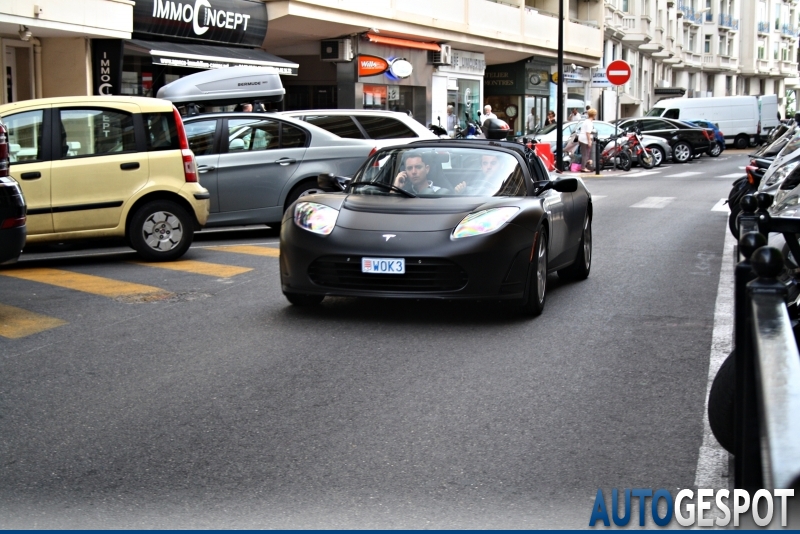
[729,194,800,492]
[719,13,740,29]
[782,23,800,36]
[759,20,771,32]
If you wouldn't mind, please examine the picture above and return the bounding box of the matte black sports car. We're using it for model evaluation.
[279,140,592,315]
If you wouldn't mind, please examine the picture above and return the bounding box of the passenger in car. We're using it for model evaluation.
[453,154,503,195]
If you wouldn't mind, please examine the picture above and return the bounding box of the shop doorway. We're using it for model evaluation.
[3,40,34,104]
[525,96,550,133]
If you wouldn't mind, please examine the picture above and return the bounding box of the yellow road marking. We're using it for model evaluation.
[130,259,252,278]
[206,245,280,257]
[0,303,66,339]
[0,268,169,298]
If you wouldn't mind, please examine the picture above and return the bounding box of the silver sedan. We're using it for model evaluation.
[182,113,376,227]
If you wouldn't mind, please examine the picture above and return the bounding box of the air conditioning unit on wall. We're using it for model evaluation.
[428,44,452,66]
[320,39,353,62]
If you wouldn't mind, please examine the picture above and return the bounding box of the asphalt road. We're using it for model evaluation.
[0,150,746,528]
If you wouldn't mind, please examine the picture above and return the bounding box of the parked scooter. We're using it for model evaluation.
[454,112,485,139]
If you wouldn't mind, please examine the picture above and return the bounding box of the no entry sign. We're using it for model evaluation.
[606,60,631,86]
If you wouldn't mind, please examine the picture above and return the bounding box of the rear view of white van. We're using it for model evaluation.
[646,96,760,149]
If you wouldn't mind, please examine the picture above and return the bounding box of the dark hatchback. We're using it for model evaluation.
[0,122,26,264]
[616,117,714,163]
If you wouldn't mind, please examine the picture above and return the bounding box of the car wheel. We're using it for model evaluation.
[560,159,571,172]
[284,292,325,306]
[734,135,749,150]
[708,350,735,453]
[672,141,692,163]
[558,212,592,281]
[707,141,722,157]
[284,179,326,214]
[638,149,655,169]
[129,200,194,262]
[647,145,665,167]
[520,229,547,316]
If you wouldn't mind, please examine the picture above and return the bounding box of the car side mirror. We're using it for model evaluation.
[317,173,350,192]
[552,177,578,193]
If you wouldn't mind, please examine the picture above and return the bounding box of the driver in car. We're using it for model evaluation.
[454,154,503,196]
[393,151,447,195]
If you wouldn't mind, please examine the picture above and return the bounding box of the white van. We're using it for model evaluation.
[646,95,776,149]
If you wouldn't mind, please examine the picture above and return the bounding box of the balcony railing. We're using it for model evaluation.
[719,13,739,29]
[758,21,771,32]
[781,23,799,37]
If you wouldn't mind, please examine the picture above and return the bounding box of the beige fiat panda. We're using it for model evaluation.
[0,96,210,261]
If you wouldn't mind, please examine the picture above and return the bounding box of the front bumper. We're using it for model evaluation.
[280,221,536,300]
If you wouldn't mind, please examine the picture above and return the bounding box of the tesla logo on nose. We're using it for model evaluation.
[383,234,396,241]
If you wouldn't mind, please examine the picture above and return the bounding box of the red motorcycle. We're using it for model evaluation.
[623,127,655,169]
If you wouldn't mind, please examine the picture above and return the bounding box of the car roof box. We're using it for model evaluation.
[156,66,285,106]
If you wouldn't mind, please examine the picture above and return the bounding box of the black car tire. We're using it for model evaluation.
[284,292,325,306]
[129,200,194,262]
[647,145,665,167]
[616,150,632,171]
[284,178,326,213]
[672,141,693,163]
[560,159,571,172]
[558,212,592,281]
[734,135,749,150]
[707,141,722,157]
[638,149,655,169]
[708,350,735,453]
[521,229,547,316]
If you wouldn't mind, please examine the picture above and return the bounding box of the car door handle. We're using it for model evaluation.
[120,162,140,170]
[274,158,296,166]
[197,165,216,173]
[668,130,677,135]
[20,172,41,180]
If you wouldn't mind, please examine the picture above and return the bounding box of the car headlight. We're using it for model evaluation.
[452,207,520,239]
[764,161,799,188]
[294,201,339,235]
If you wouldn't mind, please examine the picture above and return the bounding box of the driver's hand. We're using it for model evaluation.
[394,171,407,189]
[454,181,467,193]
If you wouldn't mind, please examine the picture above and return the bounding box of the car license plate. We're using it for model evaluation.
[362,257,405,274]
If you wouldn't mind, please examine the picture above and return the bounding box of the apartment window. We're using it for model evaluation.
[774,41,780,59]
[643,0,650,15]
[775,2,781,29]
[707,74,715,93]
[782,44,789,61]
[726,76,732,96]
[758,39,766,59]
[705,35,712,53]
[689,32,696,52]
[622,0,629,12]
[719,36,725,55]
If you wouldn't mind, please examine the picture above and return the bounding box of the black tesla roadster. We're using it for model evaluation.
[279,140,592,316]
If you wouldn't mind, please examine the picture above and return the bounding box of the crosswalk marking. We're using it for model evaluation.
[630,197,676,209]
[711,198,730,212]
[666,171,703,178]
[0,303,67,339]
[716,173,743,179]
[591,195,607,200]
[626,171,661,177]
[129,259,252,278]
[206,245,280,257]
[0,268,169,299]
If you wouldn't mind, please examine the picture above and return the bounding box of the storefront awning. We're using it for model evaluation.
[365,33,440,52]
[126,40,299,75]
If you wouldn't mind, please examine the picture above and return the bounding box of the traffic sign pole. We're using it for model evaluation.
[605,60,631,172]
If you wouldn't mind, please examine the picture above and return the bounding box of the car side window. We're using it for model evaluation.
[144,113,180,151]
[355,116,417,140]
[59,108,136,158]
[227,118,279,152]
[663,109,680,120]
[184,120,217,156]
[640,119,666,131]
[593,122,616,137]
[303,115,365,139]
[280,123,308,148]
[4,110,44,163]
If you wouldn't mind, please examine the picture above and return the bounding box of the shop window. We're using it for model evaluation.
[59,109,135,158]
[355,116,417,140]
[4,110,43,163]
[184,120,217,156]
[304,115,365,139]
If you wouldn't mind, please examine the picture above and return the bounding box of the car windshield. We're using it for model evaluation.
[350,146,527,198]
